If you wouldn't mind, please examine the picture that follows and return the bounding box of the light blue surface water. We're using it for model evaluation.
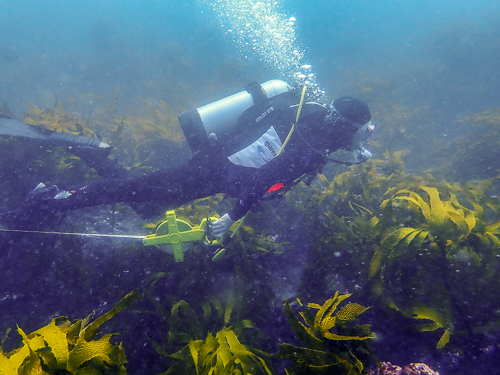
[1,0,499,113]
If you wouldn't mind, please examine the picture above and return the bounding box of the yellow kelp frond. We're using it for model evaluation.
[388,185,500,255]
[408,303,454,349]
[369,227,429,279]
[0,291,140,374]
[281,294,375,375]
[158,295,271,374]
[168,300,201,346]
[165,327,273,375]
[31,318,70,368]
[286,294,375,344]
[24,102,97,138]
[335,303,371,327]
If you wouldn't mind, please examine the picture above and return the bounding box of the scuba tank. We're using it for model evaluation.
[178,79,292,152]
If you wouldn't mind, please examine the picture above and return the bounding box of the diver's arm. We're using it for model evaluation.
[227,144,325,222]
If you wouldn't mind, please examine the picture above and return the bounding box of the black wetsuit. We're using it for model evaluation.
[51,91,357,220]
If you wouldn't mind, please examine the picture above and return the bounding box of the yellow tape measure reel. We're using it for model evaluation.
[143,210,222,262]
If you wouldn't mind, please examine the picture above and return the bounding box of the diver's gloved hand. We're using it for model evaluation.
[23,183,60,207]
[353,147,372,164]
[209,213,235,238]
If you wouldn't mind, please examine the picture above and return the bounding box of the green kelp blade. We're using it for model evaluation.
[464,209,477,232]
[324,293,351,321]
[202,302,213,330]
[387,228,428,259]
[349,349,364,374]
[409,303,453,348]
[486,220,500,235]
[437,329,452,349]
[322,331,374,341]
[83,290,141,342]
[485,232,500,246]
[279,343,337,369]
[232,319,259,337]
[224,330,247,353]
[393,189,431,223]
[8,327,46,373]
[370,227,421,278]
[215,330,233,369]
[168,342,194,360]
[421,187,446,227]
[169,300,200,346]
[206,297,225,332]
[313,293,338,332]
[198,334,218,371]
[224,289,235,326]
[219,350,273,375]
[188,340,201,375]
[446,210,471,237]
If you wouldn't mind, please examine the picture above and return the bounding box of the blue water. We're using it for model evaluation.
[1,0,500,374]
[2,0,499,112]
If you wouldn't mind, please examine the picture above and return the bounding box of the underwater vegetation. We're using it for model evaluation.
[149,291,273,375]
[289,151,500,359]
[280,292,376,375]
[0,290,141,374]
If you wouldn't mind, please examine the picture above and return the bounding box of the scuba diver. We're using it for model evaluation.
[0,80,375,239]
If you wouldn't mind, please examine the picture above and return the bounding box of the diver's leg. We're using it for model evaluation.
[53,148,230,211]
[69,146,130,179]
[0,148,231,224]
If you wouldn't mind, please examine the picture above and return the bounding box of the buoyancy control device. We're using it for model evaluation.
[178,79,292,152]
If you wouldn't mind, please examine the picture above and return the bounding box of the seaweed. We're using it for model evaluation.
[286,148,500,352]
[155,293,273,375]
[0,290,141,374]
[370,182,500,348]
[279,292,376,375]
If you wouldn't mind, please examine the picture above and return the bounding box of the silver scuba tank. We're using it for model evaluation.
[178,79,292,152]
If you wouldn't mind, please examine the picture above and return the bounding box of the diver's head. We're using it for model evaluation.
[296,95,374,156]
[307,96,373,151]
[329,96,371,129]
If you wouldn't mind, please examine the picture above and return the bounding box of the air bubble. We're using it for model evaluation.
[198,0,328,103]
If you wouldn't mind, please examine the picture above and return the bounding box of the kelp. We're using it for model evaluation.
[369,183,500,348]
[0,290,141,374]
[155,293,273,375]
[289,148,500,351]
[23,100,97,138]
[21,96,189,177]
[280,292,376,375]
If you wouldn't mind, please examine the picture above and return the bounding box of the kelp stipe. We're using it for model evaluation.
[0,290,141,374]
[279,292,376,375]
